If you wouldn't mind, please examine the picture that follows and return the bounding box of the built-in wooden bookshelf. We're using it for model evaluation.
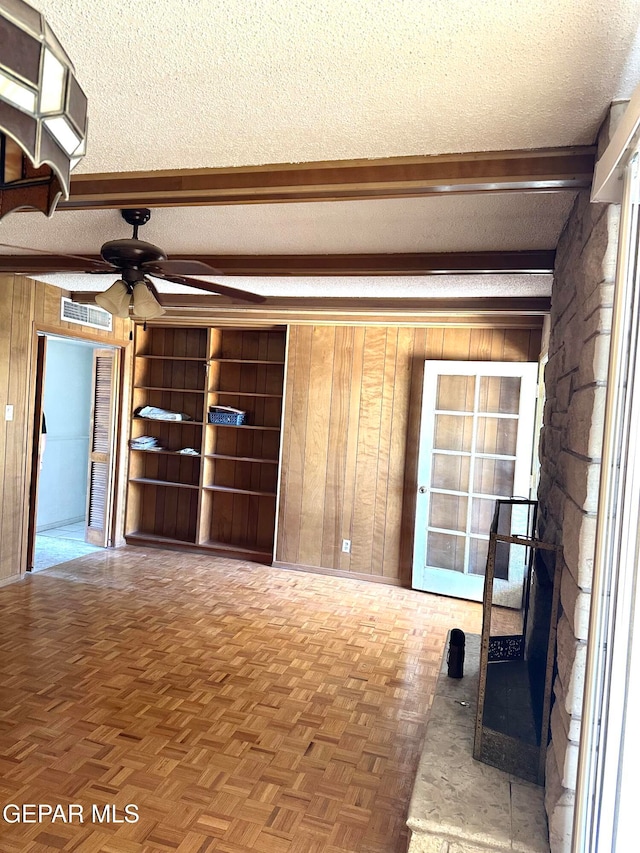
[125,325,286,562]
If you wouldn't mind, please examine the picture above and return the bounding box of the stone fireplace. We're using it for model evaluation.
[536,105,622,853]
[406,105,623,853]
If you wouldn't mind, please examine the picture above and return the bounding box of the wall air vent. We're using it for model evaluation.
[60,297,113,332]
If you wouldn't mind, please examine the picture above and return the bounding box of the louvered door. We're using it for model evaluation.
[86,349,118,546]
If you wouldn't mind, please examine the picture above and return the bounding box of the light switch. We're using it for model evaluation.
[5,405,13,421]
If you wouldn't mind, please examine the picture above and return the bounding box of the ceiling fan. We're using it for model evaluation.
[1,208,265,319]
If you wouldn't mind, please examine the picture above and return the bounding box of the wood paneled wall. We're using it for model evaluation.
[276,324,542,585]
[0,284,542,589]
[0,275,130,584]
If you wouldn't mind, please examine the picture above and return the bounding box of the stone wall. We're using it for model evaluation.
[537,111,621,852]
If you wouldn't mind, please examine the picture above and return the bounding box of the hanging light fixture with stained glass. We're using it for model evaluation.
[0,0,88,220]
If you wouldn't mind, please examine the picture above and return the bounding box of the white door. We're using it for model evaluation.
[412,361,538,605]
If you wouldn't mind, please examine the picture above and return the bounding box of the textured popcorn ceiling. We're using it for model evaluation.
[0,194,576,256]
[32,274,553,299]
[37,0,640,173]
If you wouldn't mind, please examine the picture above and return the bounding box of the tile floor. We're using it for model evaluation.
[38,520,88,541]
[34,521,103,571]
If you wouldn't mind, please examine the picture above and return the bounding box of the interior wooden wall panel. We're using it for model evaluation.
[0,278,14,580]
[424,327,443,358]
[43,285,63,330]
[0,277,129,582]
[398,327,429,584]
[350,328,387,576]
[491,328,509,359]
[298,327,335,567]
[441,327,468,360]
[469,327,494,360]
[0,277,33,581]
[338,326,365,573]
[10,281,35,579]
[321,326,353,568]
[528,329,544,361]
[276,323,542,584]
[2,278,34,579]
[278,325,312,565]
[383,328,415,581]
[276,325,294,558]
[373,328,399,578]
[503,328,532,361]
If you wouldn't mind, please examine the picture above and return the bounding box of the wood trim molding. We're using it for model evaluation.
[272,560,404,586]
[34,322,131,345]
[0,250,555,275]
[592,93,636,202]
[61,147,595,210]
[144,294,551,312]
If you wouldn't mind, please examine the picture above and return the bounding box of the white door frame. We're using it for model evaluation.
[412,360,538,604]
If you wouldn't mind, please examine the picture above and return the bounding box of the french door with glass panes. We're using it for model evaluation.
[412,361,538,605]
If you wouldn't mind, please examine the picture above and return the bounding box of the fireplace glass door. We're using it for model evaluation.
[473,499,561,785]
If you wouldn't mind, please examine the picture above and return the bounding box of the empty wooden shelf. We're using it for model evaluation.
[125,325,286,562]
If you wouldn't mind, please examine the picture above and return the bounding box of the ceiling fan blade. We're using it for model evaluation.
[143,259,224,277]
[0,241,110,270]
[150,273,266,304]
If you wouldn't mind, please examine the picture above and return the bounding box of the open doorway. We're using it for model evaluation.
[29,333,119,571]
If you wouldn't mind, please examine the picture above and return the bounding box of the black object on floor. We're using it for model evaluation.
[447,628,466,678]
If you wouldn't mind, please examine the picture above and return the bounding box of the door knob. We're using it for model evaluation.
[418,486,427,493]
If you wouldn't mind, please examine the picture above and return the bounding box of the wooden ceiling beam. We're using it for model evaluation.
[0,250,554,275]
[169,251,556,275]
[60,147,595,210]
[69,292,551,323]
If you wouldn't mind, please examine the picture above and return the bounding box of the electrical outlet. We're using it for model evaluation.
[342,539,351,553]
[5,405,13,421]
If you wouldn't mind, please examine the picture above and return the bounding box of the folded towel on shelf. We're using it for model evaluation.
[178,447,199,455]
[134,405,192,421]
[130,435,162,450]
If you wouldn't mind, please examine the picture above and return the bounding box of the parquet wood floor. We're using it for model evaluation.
[0,549,484,852]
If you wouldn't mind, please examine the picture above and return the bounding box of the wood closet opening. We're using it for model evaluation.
[125,325,286,563]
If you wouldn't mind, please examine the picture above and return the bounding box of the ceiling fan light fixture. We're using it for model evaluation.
[95,279,131,318]
[132,280,165,319]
